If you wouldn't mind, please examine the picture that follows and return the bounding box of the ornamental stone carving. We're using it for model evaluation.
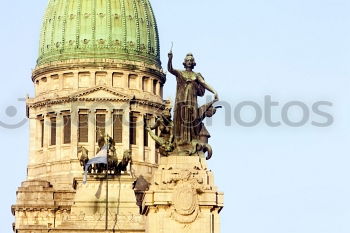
[171,182,199,224]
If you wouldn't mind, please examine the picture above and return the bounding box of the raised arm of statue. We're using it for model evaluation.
[197,73,219,101]
[167,52,180,77]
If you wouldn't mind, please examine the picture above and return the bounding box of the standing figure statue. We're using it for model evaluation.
[168,51,219,154]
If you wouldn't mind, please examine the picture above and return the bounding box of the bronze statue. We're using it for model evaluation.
[77,146,90,172]
[77,130,132,174]
[146,103,175,156]
[105,136,118,174]
[115,150,132,175]
[132,175,150,214]
[167,51,219,157]
[94,133,114,173]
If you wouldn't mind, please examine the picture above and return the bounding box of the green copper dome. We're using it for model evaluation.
[37,0,160,67]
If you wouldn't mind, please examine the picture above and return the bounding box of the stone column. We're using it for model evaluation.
[71,109,79,161]
[35,114,45,165]
[131,112,144,163]
[69,108,81,182]
[129,111,138,161]
[106,109,113,137]
[139,113,145,162]
[148,115,156,164]
[43,114,50,152]
[156,81,160,96]
[89,110,96,156]
[56,112,63,161]
[42,113,52,179]
[143,114,151,163]
[28,114,37,166]
[123,108,130,155]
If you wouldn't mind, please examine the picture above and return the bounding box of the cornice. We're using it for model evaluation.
[32,59,166,83]
[27,86,165,109]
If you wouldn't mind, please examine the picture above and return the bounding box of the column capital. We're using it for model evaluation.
[60,110,71,116]
[46,112,58,117]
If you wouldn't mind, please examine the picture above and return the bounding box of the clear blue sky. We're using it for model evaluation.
[1,0,350,232]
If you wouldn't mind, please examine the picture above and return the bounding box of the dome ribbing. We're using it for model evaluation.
[38,0,160,67]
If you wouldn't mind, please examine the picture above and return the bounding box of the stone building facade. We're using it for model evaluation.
[12,0,224,232]
[12,0,166,232]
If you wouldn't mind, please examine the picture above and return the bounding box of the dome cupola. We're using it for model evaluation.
[38,0,160,67]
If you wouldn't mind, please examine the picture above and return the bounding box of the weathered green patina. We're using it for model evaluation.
[38,0,160,67]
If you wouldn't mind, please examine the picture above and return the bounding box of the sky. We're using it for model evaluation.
[0,0,350,232]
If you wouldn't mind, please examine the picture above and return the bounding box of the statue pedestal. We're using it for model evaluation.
[142,156,224,233]
[58,174,144,231]
[12,175,145,232]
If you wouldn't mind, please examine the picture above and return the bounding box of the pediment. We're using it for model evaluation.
[70,86,132,101]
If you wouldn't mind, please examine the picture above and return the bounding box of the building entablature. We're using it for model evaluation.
[27,86,165,111]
